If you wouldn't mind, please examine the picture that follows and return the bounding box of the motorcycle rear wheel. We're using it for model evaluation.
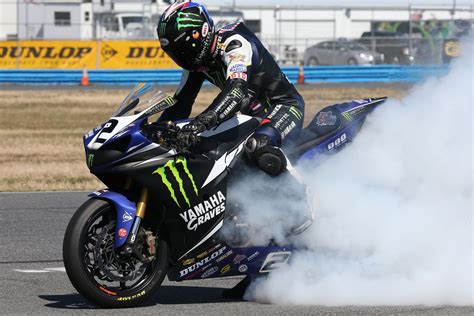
[63,198,169,308]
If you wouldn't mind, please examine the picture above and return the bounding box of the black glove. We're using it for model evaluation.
[176,121,205,148]
[176,111,218,149]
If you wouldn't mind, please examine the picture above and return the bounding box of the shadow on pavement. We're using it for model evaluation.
[39,294,96,309]
[39,285,237,310]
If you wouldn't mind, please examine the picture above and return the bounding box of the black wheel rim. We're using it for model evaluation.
[80,204,158,296]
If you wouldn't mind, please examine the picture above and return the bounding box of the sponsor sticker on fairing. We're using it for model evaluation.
[246,251,259,262]
[182,258,194,266]
[220,264,231,275]
[316,111,338,126]
[216,250,233,263]
[122,211,133,223]
[233,255,246,264]
[179,246,226,277]
[179,191,226,231]
[238,264,248,273]
[201,266,218,278]
[118,228,127,238]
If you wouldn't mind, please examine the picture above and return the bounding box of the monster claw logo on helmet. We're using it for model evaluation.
[157,0,215,70]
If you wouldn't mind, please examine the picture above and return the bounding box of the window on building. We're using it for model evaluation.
[85,11,90,22]
[54,12,71,26]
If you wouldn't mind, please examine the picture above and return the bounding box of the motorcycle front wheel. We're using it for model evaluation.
[63,199,169,308]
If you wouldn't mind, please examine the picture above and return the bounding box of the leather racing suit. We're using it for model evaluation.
[160,22,305,175]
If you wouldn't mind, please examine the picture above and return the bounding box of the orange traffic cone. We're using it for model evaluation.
[81,67,90,86]
[297,64,305,85]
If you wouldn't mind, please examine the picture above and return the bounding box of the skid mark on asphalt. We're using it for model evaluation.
[13,267,66,273]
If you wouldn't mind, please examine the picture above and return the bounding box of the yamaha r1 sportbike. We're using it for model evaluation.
[63,83,386,308]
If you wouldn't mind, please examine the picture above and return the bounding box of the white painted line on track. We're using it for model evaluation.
[13,267,66,273]
[44,267,66,272]
[0,191,90,195]
[13,269,50,273]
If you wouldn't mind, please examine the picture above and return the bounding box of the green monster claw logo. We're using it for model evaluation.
[289,107,302,120]
[342,112,352,121]
[87,154,94,168]
[176,12,202,30]
[152,157,198,208]
[159,23,166,36]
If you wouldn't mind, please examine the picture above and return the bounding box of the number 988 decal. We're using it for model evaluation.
[327,133,347,151]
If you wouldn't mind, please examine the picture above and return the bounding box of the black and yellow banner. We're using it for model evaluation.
[0,40,177,69]
[100,41,176,69]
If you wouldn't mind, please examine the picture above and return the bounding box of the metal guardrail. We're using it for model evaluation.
[0,65,449,85]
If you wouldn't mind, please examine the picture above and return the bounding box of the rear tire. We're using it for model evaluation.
[63,199,169,308]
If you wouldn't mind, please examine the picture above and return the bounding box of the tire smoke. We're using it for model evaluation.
[245,40,473,305]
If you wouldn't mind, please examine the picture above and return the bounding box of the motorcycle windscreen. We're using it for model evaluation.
[113,82,172,117]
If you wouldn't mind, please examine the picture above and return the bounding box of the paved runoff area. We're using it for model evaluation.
[0,192,472,315]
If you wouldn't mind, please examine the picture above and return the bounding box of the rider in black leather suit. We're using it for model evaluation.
[157,0,304,176]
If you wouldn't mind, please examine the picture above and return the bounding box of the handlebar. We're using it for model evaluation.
[142,121,200,151]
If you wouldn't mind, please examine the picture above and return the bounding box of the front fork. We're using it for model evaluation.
[120,187,148,257]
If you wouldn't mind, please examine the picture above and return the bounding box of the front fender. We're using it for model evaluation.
[89,190,136,248]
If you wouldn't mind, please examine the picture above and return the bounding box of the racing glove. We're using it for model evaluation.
[176,111,217,148]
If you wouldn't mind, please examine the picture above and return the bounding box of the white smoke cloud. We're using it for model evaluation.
[242,40,473,305]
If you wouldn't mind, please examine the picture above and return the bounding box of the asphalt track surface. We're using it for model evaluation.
[0,192,472,315]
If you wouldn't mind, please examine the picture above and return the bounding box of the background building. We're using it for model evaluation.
[0,0,472,65]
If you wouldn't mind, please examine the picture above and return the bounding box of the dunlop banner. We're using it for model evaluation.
[0,40,177,69]
[99,41,176,69]
[0,41,97,69]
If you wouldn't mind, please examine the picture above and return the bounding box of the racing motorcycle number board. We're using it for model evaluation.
[259,251,291,273]
[97,119,119,144]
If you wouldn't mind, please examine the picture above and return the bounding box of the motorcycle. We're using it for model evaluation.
[63,82,386,308]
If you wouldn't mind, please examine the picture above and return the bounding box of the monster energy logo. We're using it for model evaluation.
[289,107,302,120]
[152,157,198,208]
[176,12,202,30]
[159,23,166,36]
[230,87,244,99]
[87,154,94,168]
[341,112,352,121]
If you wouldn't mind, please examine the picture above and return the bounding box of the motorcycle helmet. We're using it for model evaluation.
[157,0,215,70]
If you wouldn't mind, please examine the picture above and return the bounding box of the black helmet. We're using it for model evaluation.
[157,1,215,70]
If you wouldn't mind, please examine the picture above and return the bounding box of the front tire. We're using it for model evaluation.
[63,199,169,308]
[307,57,319,66]
[348,58,358,65]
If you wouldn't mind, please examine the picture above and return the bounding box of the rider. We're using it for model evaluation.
[157,0,305,176]
[157,0,307,299]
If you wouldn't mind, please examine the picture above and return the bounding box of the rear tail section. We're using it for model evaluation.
[292,97,387,160]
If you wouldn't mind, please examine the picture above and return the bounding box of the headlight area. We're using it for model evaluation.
[359,53,374,62]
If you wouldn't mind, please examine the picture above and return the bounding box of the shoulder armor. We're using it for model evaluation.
[225,40,243,53]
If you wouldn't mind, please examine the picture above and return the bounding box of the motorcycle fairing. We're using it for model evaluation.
[169,243,296,282]
[88,190,137,248]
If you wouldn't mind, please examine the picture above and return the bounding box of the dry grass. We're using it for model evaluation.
[0,84,408,192]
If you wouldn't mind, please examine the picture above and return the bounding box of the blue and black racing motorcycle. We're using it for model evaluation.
[63,83,386,308]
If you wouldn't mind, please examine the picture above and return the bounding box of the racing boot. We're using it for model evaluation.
[222,275,252,299]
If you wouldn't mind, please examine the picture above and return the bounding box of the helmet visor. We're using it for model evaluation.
[163,47,196,70]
